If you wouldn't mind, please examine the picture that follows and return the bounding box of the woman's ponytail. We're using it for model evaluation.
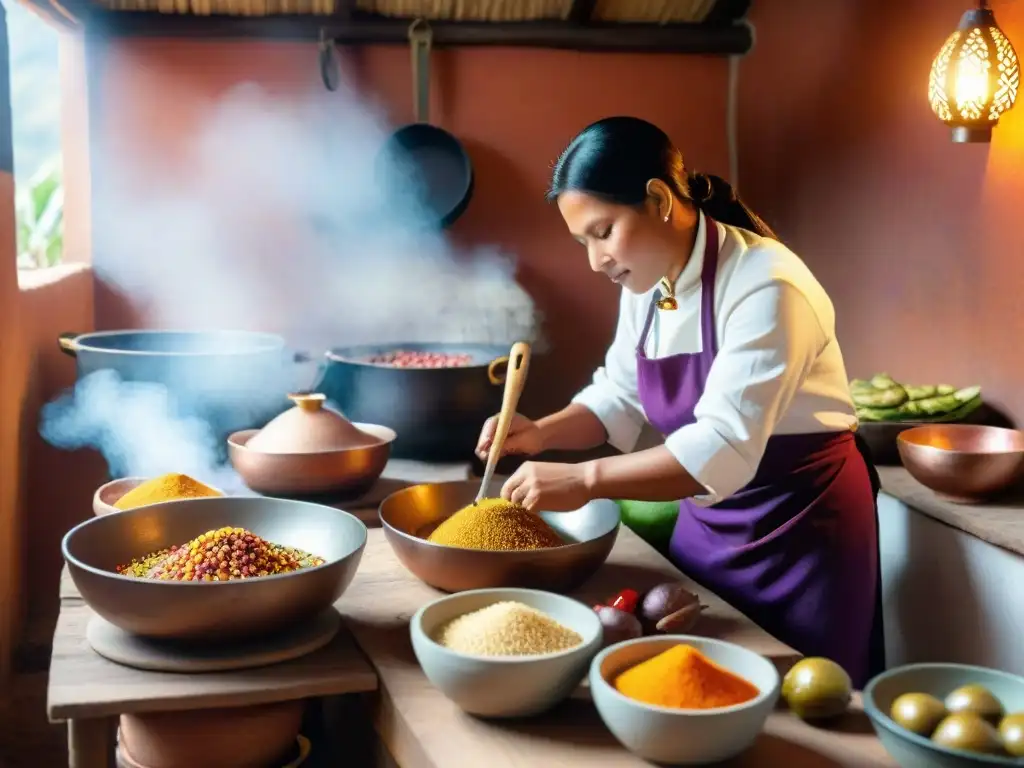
[686,173,777,241]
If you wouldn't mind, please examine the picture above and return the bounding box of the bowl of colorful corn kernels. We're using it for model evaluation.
[63,495,367,641]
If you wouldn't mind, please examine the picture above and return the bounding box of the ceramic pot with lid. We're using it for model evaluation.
[228,393,396,497]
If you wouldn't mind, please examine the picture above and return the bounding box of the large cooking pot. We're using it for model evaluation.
[316,343,512,461]
[57,330,313,450]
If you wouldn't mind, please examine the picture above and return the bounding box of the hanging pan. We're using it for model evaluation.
[379,19,474,230]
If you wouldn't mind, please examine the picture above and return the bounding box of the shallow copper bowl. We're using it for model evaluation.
[379,480,620,593]
[227,424,395,497]
[92,477,227,516]
[63,496,367,641]
[897,424,1024,502]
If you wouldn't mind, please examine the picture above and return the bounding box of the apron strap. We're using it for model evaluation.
[699,217,720,357]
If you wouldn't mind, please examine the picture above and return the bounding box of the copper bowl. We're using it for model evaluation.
[227,424,395,497]
[92,477,226,516]
[63,496,367,641]
[897,424,1024,502]
[379,480,620,593]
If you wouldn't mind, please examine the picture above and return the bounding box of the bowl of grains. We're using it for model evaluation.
[589,636,780,764]
[62,495,367,641]
[410,588,603,718]
[379,480,620,593]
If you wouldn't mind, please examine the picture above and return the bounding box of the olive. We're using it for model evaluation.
[932,712,1004,755]
[998,712,1024,757]
[889,692,947,736]
[944,684,1004,725]
[594,606,643,648]
[781,657,853,721]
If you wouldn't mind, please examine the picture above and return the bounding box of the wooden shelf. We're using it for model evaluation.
[20,0,753,51]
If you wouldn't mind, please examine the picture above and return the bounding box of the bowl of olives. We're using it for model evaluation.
[864,663,1024,766]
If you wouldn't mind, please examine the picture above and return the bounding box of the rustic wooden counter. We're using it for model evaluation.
[878,466,1024,557]
[48,460,897,767]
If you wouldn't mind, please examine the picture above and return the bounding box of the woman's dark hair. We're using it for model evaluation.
[547,116,776,240]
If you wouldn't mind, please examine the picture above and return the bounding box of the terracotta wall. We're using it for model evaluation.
[0,4,24,677]
[740,0,1024,423]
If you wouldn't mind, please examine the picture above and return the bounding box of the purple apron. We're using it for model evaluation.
[636,218,885,687]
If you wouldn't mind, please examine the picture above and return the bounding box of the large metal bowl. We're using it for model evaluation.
[379,481,620,593]
[897,424,1024,502]
[227,423,396,497]
[63,496,367,641]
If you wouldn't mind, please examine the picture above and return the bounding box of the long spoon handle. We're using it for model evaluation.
[477,341,531,502]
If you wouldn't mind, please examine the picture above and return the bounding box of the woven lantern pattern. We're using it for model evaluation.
[928,3,1020,142]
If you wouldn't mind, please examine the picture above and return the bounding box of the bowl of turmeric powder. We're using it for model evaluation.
[93,473,224,516]
[378,481,620,593]
[589,636,781,765]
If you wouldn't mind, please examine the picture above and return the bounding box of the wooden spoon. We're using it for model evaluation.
[476,341,531,503]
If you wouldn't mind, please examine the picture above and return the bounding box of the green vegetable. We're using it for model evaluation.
[616,500,678,555]
[870,373,900,390]
[852,385,908,409]
[856,390,982,423]
[904,385,937,401]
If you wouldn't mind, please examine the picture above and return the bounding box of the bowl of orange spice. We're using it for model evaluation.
[589,636,780,765]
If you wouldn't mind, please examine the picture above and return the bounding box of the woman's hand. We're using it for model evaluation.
[475,413,544,461]
[500,461,591,513]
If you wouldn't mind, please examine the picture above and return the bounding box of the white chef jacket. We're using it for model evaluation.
[572,211,857,506]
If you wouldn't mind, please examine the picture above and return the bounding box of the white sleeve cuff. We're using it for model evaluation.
[664,420,757,506]
[572,383,644,454]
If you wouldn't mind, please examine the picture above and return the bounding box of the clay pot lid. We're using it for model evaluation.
[245,393,380,454]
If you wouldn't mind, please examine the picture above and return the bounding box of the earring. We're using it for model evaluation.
[662,196,673,224]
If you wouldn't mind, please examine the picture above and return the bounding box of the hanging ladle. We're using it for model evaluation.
[475,341,531,504]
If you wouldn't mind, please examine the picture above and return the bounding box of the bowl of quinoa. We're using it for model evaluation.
[410,587,603,718]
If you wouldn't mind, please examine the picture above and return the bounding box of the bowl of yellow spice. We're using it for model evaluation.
[410,587,603,718]
[589,636,781,765]
[378,480,621,593]
[93,473,224,516]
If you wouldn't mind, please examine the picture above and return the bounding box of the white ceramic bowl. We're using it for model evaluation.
[410,588,603,718]
[590,636,781,765]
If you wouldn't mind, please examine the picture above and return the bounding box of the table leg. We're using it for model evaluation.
[67,717,115,768]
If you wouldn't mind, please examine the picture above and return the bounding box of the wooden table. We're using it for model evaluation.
[48,460,897,767]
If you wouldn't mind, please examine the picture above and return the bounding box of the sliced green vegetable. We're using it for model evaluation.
[856,392,983,423]
[905,385,938,401]
[870,373,900,390]
[852,385,908,408]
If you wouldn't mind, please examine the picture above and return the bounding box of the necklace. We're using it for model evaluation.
[656,276,678,311]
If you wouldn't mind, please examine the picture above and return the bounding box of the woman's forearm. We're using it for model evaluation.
[582,446,705,501]
[535,404,609,453]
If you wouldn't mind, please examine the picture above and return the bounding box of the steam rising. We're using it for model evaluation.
[41,370,250,493]
[42,63,539,481]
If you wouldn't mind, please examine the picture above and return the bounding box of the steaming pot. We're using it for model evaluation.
[316,343,512,461]
[57,330,312,449]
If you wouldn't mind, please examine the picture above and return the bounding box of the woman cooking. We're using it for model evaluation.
[475,116,884,687]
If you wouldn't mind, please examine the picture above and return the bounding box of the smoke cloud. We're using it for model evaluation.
[42,60,540,480]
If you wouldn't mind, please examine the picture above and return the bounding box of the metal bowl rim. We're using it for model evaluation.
[227,424,398,457]
[862,662,1024,766]
[62,496,368,588]
[95,476,227,506]
[325,342,517,369]
[896,425,1024,456]
[412,587,603,663]
[66,329,287,357]
[590,634,781,716]
[378,481,621,554]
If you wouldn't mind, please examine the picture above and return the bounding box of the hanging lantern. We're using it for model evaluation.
[928,0,1020,143]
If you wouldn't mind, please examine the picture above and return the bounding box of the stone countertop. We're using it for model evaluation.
[878,466,1024,557]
